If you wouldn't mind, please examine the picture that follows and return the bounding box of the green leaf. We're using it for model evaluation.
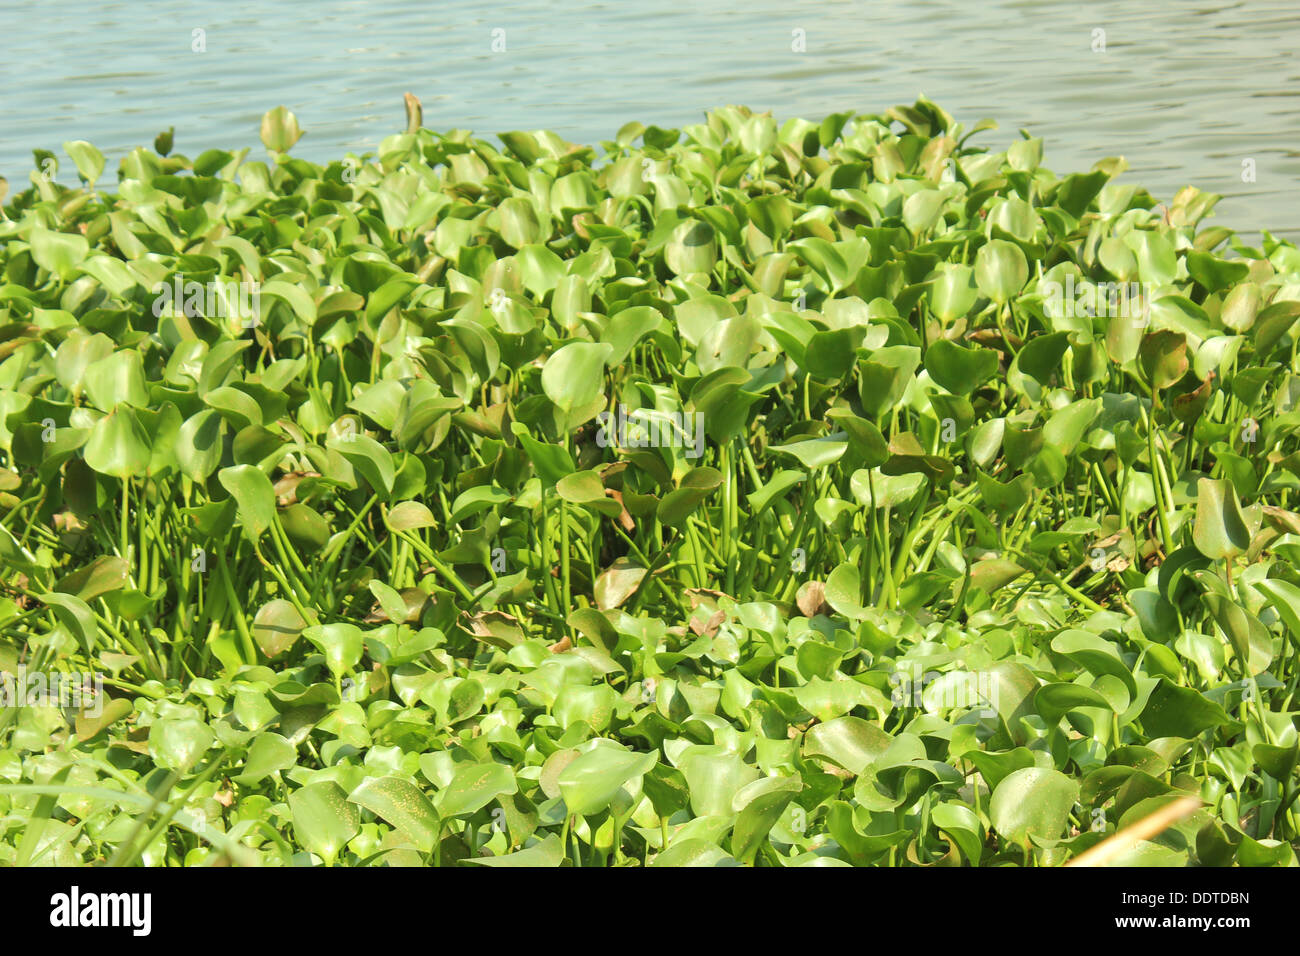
[30,227,89,282]
[148,718,215,772]
[347,776,440,853]
[468,833,565,867]
[824,562,867,619]
[1139,678,1232,738]
[802,716,892,776]
[327,434,396,498]
[510,423,576,487]
[218,464,276,539]
[175,409,225,481]
[63,140,105,184]
[260,106,304,153]
[435,762,518,818]
[657,467,723,528]
[234,732,298,785]
[252,600,308,659]
[84,406,152,478]
[1139,330,1188,390]
[557,742,658,817]
[1192,478,1251,561]
[974,239,1028,305]
[926,263,979,324]
[731,775,801,863]
[925,339,998,395]
[989,767,1079,847]
[39,592,99,655]
[290,782,360,865]
[665,219,717,276]
[302,622,364,679]
[541,342,613,415]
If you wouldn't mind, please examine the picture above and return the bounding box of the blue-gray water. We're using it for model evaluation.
[3,0,1298,238]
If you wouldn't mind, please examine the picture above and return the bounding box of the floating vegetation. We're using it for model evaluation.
[0,97,1298,867]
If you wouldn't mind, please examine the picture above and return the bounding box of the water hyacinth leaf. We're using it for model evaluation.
[989,768,1078,847]
[327,434,396,498]
[1221,283,1261,332]
[175,409,225,481]
[510,423,575,487]
[651,839,739,867]
[347,776,440,853]
[218,464,276,539]
[665,219,717,276]
[147,718,215,773]
[593,558,647,610]
[601,306,663,365]
[557,470,623,517]
[303,622,364,678]
[770,436,848,470]
[1199,588,1275,676]
[1050,629,1137,696]
[1192,478,1251,561]
[1126,229,1177,286]
[290,782,360,865]
[84,406,152,478]
[369,580,409,624]
[234,732,297,785]
[280,503,331,552]
[63,140,105,184]
[731,775,801,863]
[30,227,89,282]
[1139,330,1188,390]
[435,762,518,818]
[260,106,303,153]
[974,239,1028,305]
[657,467,723,528]
[84,350,149,411]
[75,697,134,742]
[1035,683,1113,725]
[467,833,565,867]
[926,264,979,324]
[365,275,421,323]
[678,748,761,818]
[803,328,859,379]
[802,716,892,776]
[252,600,308,658]
[857,346,920,419]
[54,555,128,603]
[386,500,437,531]
[824,563,866,619]
[826,409,889,466]
[39,592,99,654]
[1139,679,1233,738]
[747,469,805,517]
[1256,578,1300,638]
[557,743,658,817]
[1015,332,1069,386]
[541,342,613,414]
[925,339,998,395]
[496,196,544,248]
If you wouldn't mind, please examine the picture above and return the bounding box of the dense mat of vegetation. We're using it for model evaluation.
[1,98,1299,866]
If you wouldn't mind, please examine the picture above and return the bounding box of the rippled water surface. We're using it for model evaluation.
[3,0,1298,236]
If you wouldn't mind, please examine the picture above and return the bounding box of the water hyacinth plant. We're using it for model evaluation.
[0,96,1299,867]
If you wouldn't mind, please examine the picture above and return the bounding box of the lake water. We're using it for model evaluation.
[3,0,1298,238]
